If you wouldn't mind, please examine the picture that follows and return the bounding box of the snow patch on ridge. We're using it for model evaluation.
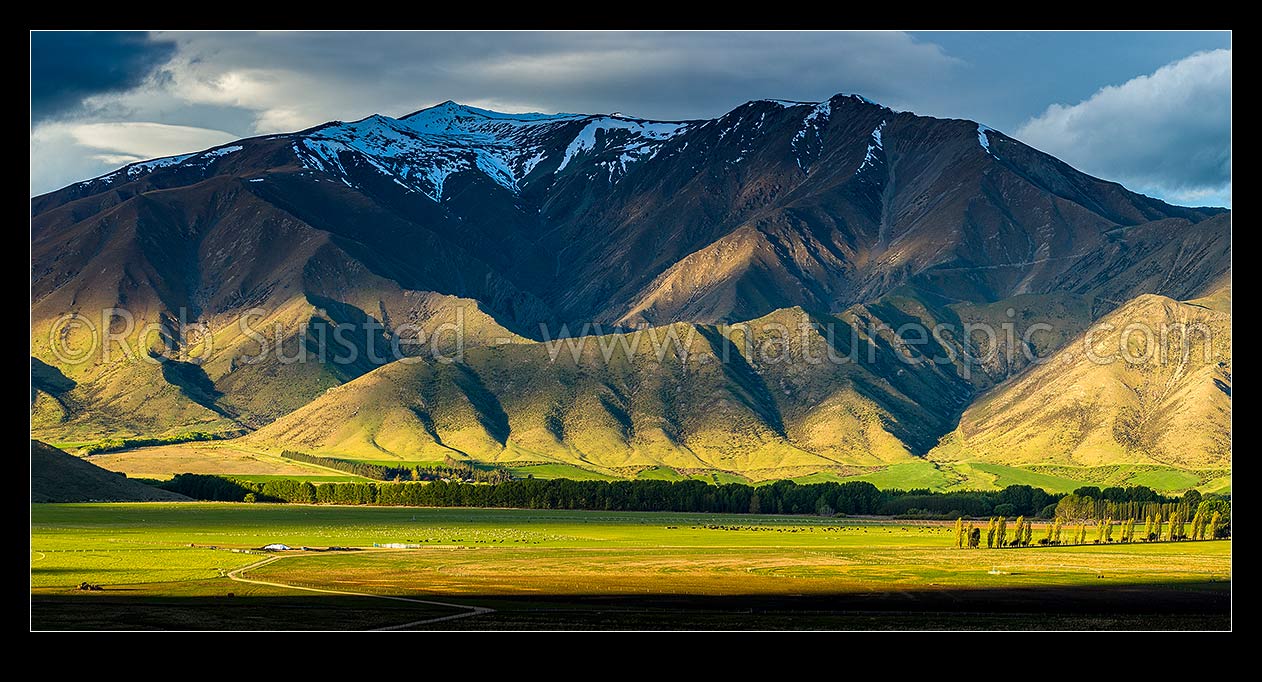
[841,93,878,105]
[77,144,246,188]
[127,154,191,174]
[858,120,887,172]
[555,117,688,174]
[791,101,834,171]
[977,124,1000,159]
[180,145,245,169]
[763,92,877,110]
[793,101,832,143]
[761,99,812,108]
[81,153,194,187]
[200,145,243,160]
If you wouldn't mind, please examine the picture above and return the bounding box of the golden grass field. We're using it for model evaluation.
[31,503,1230,630]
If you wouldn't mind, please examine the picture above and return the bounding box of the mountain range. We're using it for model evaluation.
[30,92,1231,482]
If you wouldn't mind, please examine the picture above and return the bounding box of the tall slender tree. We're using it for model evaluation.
[996,517,1008,548]
[1208,511,1224,539]
[954,517,966,549]
[987,518,997,549]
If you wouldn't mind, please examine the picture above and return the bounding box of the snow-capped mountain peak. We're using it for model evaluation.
[69,93,991,203]
[289,101,694,200]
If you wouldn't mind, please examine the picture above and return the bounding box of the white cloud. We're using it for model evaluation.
[30,121,238,195]
[90,153,147,165]
[1017,49,1231,207]
[66,121,238,160]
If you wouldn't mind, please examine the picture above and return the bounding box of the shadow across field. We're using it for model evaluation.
[32,579,1230,631]
[31,591,459,631]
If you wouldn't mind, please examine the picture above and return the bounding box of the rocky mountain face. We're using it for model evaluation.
[30,93,1230,475]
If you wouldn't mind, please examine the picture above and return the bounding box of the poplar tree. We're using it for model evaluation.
[954,517,965,549]
[996,517,1008,548]
[1104,518,1114,542]
[1023,521,1033,547]
[1144,514,1154,541]
[986,518,997,549]
[1208,511,1223,539]
[1013,516,1025,547]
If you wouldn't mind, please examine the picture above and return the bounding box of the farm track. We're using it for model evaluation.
[225,554,493,630]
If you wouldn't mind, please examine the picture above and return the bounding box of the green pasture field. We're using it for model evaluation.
[945,462,1086,493]
[223,474,371,484]
[851,461,954,489]
[1126,469,1211,492]
[86,440,1227,494]
[31,503,1230,630]
[632,465,688,481]
[635,467,751,484]
[503,463,618,480]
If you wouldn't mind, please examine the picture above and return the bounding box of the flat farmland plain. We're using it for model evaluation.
[31,504,1230,630]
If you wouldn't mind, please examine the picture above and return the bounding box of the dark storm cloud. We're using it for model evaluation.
[155,31,960,126]
[30,31,176,124]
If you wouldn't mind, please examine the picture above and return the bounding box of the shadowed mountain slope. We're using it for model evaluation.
[31,440,189,502]
[30,94,1230,475]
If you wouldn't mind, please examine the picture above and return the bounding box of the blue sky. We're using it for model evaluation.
[30,31,1231,207]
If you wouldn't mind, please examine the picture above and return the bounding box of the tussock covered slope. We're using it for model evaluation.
[932,290,1231,468]
[248,305,980,479]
